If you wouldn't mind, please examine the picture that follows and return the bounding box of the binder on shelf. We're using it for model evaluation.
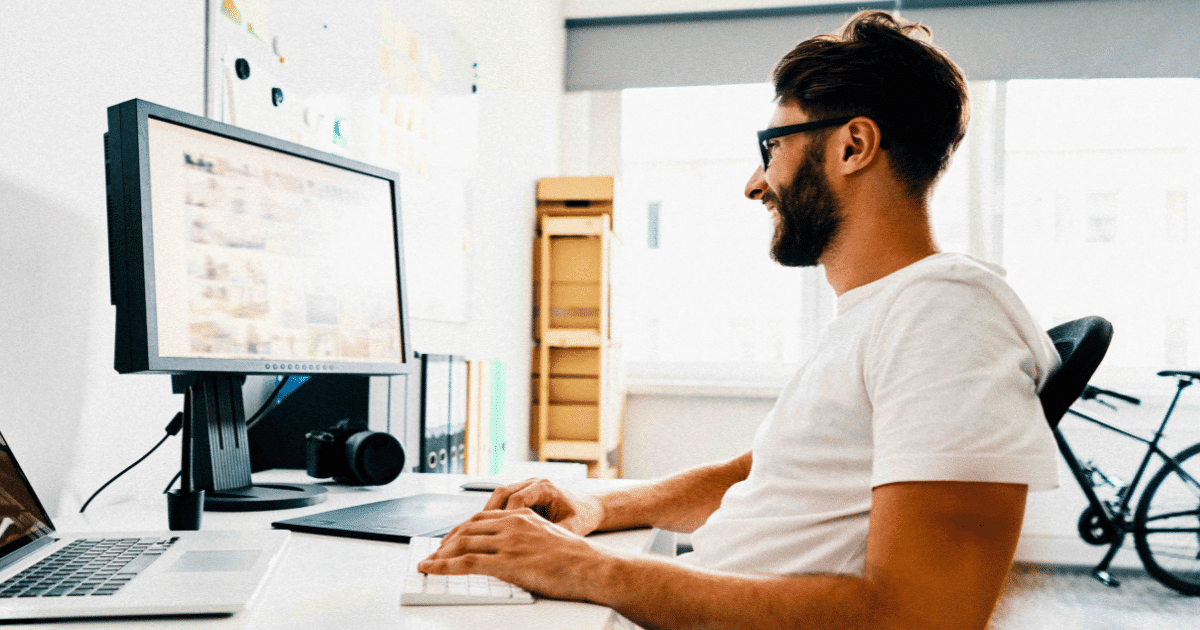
[421,354,506,476]
[419,354,451,473]
[448,357,468,474]
[487,360,507,475]
[465,360,487,476]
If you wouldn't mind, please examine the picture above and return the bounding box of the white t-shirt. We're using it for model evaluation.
[686,252,1061,576]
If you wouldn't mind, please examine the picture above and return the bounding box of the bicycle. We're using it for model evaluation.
[1056,371,1200,595]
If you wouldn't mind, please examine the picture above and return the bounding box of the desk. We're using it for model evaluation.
[41,471,668,629]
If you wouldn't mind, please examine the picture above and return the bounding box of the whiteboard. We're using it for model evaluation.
[205,0,477,322]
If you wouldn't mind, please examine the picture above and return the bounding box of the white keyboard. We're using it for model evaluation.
[401,536,534,605]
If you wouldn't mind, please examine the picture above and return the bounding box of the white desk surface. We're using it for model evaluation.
[40,471,662,630]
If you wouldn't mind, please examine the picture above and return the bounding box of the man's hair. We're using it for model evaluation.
[773,10,969,197]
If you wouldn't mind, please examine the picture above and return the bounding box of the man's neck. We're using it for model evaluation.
[820,191,939,296]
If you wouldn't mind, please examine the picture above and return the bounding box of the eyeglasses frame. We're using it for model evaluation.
[756,116,856,169]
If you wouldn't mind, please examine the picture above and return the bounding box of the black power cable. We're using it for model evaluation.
[161,376,293,494]
[80,412,184,513]
[246,376,294,430]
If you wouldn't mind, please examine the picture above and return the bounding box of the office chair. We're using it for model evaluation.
[1040,316,1113,428]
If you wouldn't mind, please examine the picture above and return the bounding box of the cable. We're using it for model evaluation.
[80,412,184,513]
[246,376,292,430]
[163,470,182,495]
[162,376,293,494]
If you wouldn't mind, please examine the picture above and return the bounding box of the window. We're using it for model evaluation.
[618,84,834,389]
[1000,79,1200,390]
[616,78,1200,394]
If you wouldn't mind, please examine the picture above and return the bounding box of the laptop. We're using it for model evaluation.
[0,429,290,620]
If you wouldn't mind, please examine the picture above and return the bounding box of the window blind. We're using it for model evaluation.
[565,0,1200,91]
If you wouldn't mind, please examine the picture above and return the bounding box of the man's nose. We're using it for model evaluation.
[745,165,766,200]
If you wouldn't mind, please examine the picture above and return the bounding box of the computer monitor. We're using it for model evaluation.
[105,99,413,511]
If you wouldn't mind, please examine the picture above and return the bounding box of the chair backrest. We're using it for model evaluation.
[1040,316,1113,428]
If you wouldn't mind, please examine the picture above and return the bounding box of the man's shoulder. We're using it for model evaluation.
[863,252,1059,384]
[876,252,1017,315]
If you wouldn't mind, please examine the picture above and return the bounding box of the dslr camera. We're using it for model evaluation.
[305,419,405,486]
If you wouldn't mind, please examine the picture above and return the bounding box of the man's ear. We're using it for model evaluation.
[834,116,883,176]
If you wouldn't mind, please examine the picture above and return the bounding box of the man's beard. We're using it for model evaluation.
[764,139,843,267]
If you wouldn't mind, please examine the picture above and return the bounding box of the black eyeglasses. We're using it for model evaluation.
[756,116,855,169]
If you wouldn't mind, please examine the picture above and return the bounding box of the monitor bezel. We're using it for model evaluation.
[107,99,413,376]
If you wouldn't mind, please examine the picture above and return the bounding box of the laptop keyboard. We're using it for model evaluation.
[0,537,178,598]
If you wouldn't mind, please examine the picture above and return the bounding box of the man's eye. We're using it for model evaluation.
[766,140,780,153]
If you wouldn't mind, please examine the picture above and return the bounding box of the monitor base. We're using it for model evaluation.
[203,482,328,512]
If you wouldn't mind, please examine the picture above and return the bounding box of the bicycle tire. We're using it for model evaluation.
[1133,441,1200,595]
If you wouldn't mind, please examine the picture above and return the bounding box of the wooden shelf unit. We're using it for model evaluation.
[531,177,622,478]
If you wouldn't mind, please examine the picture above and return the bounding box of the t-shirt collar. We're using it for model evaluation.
[834,252,998,315]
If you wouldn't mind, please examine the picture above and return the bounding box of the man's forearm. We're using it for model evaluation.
[587,551,882,630]
[596,451,752,534]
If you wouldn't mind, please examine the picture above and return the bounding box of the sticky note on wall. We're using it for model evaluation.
[222,0,242,24]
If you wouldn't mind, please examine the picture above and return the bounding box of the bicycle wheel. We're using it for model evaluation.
[1133,441,1200,595]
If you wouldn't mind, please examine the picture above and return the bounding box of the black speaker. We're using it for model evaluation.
[247,375,370,472]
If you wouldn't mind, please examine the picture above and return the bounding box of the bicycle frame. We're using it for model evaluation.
[1057,378,1200,535]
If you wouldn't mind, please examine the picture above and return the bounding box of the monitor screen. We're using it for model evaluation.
[107,100,412,376]
[0,431,54,560]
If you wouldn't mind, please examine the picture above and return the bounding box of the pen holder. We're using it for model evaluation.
[167,489,205,531]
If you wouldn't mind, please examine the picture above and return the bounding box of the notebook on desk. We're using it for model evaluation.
[271,493,488,543]
[0,428,290,621]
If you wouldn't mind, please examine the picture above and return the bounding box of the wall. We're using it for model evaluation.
[0,0,563,517]
[0,1,208,519]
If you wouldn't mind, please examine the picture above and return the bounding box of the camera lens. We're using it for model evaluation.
[344,431,404,485]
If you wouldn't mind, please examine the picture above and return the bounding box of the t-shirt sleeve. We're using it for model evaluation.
[864,275,1060,491]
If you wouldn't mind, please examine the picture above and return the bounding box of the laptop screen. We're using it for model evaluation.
[0,432,55,561]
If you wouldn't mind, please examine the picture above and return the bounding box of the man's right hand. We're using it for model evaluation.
[483,478,604,536]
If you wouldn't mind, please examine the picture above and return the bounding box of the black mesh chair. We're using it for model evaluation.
[1041,316,1114,427]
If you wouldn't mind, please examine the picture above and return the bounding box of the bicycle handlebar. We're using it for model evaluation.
[1080,384,1141,406]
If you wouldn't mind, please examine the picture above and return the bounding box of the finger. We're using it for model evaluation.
[483,478,538,511]
[503,483,555,512]
[418,552,494,576]
[420,529,514,574]
[438,510,519,545]
[428,532,503,561]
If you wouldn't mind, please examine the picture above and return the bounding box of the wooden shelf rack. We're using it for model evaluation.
[531,177,623,478]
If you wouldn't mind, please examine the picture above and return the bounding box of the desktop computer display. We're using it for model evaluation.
[105,99,413,511]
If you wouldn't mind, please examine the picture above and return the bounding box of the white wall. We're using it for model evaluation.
[0,0,564,518]
[440,0,564,464]
[0,1,208,519]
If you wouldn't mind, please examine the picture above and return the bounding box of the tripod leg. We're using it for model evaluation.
[1091,532,1125,588]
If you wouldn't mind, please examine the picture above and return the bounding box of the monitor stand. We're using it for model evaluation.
[174,374,327,512]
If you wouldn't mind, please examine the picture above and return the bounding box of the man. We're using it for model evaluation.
[420,10,1060,630]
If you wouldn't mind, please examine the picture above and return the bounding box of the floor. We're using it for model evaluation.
[989,563,1200,629]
